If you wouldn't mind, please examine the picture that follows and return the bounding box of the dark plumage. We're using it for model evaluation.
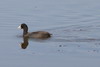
[18,23,52,39]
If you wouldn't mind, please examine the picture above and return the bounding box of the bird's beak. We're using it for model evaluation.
[18,25,21,29]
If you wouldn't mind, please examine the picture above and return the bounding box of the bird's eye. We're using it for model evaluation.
[21,25,23,28]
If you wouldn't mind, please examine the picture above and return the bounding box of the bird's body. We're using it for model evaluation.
[18,23,52,39]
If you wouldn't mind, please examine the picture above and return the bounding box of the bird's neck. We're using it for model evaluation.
[23,28,28,36]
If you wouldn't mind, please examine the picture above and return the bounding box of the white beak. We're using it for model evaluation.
[18,25,21,29]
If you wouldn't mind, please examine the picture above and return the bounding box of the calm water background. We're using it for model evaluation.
[0,0,100,67]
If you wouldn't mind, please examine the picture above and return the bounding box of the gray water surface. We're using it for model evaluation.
[0,0,100,67]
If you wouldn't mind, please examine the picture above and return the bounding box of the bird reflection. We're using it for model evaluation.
[20,37,29,49]
[19,36,51,49]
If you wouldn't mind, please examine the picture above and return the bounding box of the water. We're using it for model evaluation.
[0,0,100,67]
